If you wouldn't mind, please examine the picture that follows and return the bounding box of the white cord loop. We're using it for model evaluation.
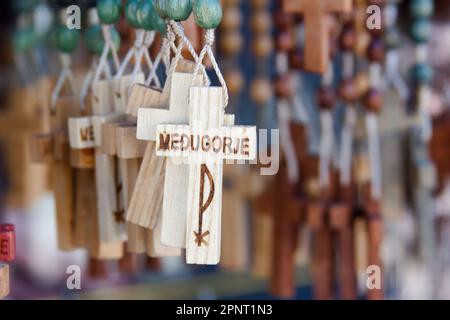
[93,25,121,87]
[192,29,228,109]
[51,53,77,111]
[170,20,210,84]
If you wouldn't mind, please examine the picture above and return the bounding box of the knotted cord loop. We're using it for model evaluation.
[191,29,228,109]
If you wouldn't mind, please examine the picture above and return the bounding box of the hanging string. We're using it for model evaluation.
[278,99,299,183]
[367,63,382,200]
[145,22,177,86]
[339,52,355,186]
[115,29,145,80]
[170,20,210,84]
[416,45,433,143]
[276,51,299,183]
[51,53,77,111]
[318,66,335,188]
[93,25,120,87]
[192,29,228,109]
[384,2,409,102]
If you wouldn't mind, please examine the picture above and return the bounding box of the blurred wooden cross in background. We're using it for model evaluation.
[283,0,352,73]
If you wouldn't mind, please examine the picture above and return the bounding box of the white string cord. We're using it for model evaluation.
[93,25,121,87]
[170,20,210,85]
[366,62,382,200]
[290,73,309,123]
[319,110,334,188]
[366,113,382,199]
[339,52,355,186]
[340,105,356,185]
[192,29,228,109]
[278,99,299,183]
[319,66,334,188]
[146,22,176,86]
[115,29,145,80]
[51,53,77,110]
[274,51,300,182]
[80,59,99,109]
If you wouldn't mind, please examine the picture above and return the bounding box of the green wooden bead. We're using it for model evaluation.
[411,0,434,18]
[385,28,400,50]
[194,0,222,29]
[97,0,122,24]
[411,18,431,43]
[56,26,80,53]
[85,24,121,56]
[13,27,35,54]
[167,0,192,22]
[411,63,433,84]
[13,0,38,14]
[153,0,168,19]
[125,0,141,28]
[137,0,156,30]
[153,13,167,34]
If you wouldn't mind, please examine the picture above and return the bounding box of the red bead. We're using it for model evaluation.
[367,37,385,63]
[0,224,16,263]
[364,89,383,113]
[273,11,294,31]
[274,75,294,98]
[289,48,303,70]
[317,86,336,110]
[340,24,356,51]
[340,78,359,103]
[275,30,294,51]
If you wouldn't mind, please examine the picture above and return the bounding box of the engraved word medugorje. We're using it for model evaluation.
[156,126,257,163]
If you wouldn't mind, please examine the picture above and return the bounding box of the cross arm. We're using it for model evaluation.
[325,0,352,13]
[283,0,304,13]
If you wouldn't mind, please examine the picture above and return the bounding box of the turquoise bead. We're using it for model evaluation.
[411,63,433,85]
[411,0,434,18]
[13,0,38,14]
[125,0,141,28]
[153,13,167,34]
[97,0,122,25]
[13,27,35,54]
[85,24,120,56]
[137,0,156,30]
[167,0,192,22]
[411,18,431,43]
[153,0,168,19]
[385,28,401,50]
[194,0,222,29]
[56,26,80,53]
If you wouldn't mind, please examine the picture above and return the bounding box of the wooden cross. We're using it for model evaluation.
[135,71,200,248]
[30,97,79,251]
[124,61,198,257]
[101,121,147,254]
[220,165,253,271]
[155,86,257,265]
[1,78,52,207]
[127,60,199,250]
[283,0,352,73]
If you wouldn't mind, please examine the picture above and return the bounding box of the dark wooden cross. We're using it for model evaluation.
[283,0,352,73]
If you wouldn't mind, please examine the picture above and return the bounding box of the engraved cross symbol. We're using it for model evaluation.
[194,164,215,246]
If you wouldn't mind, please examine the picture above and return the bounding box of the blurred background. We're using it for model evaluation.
[1,0,450,300]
